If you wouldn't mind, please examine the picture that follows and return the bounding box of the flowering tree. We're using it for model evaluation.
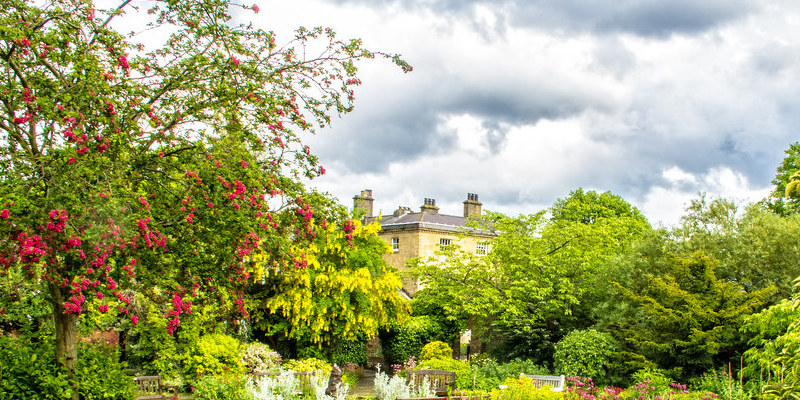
[0,0,408,396]
[249,213,410,350]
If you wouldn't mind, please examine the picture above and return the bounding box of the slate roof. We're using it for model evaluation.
[376,211,494,236]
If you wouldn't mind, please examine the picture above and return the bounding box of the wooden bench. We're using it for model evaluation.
[406,369,456,396]
[520,374,566,391]
[133,375,179,400]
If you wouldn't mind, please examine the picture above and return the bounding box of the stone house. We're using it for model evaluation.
[353,190,496,297]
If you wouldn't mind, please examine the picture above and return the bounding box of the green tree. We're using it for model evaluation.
[248,213,410,353]
[553,329,617,381]
[411,190,650,362]
[741,277,800,398]
[765,142,800,215]
[676,196,800,300]
[0,0,408,396]
[606,251,772,379]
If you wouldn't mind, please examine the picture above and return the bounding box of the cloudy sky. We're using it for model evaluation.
[248,0,800,226]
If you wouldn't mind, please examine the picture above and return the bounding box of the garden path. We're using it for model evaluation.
[349,368,376,398]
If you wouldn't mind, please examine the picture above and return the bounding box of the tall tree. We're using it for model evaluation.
[606,251,772,379]
[411,189,650,362]
[0,0,408,396]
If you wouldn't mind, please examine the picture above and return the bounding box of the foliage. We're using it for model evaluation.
[420,341,453,361]
[0,333,135,400]
[765,142,800,215]
[676,198,800,301]
[490,376,562,400]
[692,369,750,400]
[411,189,650,363]
[0,264,51,333]
[604,250,772,380]
[283,358,332,378]
[467,358,550,392]
[373,368,434,400]
[241,342,282,374]
[0,0,408,396]
[554,329,617,382]
[250,372,300,400]
[250,217,409,347]
[330,338,368,367]
[741,278,800,399]
[193,373,253,400]
[630,368,674,394]
[185,333,246,378]
[379,315,441,366]
[415,358,472,389]
[374,369,412,400]
[311,378,349,400]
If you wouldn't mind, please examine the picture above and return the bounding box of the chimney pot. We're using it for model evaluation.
[463,193,482,218]
[421,198,439,214]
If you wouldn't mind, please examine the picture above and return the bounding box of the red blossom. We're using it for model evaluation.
[252,4,259,13]
[0,209,9,219]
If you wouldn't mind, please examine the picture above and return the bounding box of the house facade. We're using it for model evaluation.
[353,190,495,296]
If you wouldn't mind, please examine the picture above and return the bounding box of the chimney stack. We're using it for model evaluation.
[420,198,439,214]
[353,189,374,218]
[463,193,482,218]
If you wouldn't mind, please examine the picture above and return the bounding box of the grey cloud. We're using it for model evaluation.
[325,0,758,37]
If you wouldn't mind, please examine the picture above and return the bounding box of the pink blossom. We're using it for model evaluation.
[131,315,138,325]
[231,56,240,66]
[98,304,109,313]
[0,209,9,219]
[252,4,259,13]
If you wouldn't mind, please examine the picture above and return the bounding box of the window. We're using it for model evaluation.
[391,237,399,252]
[476,242,488,256]
[439,238,451,250]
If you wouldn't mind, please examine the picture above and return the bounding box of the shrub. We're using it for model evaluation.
[420,341,452,361]
[554,329,616,382]
[374,368,433,400]
[330,339,368,366]
[241,342,282,373]
[76,344,138,400]
[0,334,135,400]
[490,376,562,400]
[184,333,246,379]
[379,316,440,366]
[415,358,472,389]
[468,358,550,392]
[250,372,300,400]
[692,369,751,399]
[630,368,673,394]
[193,373,253,400]
[283,357,332,378]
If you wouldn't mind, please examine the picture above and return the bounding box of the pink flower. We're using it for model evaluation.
[231,56,240,66]
[252,4,259,13]
[131,315,138,325]
[96,292,103,300]
[0,209,9,219]
[98,304,109,313]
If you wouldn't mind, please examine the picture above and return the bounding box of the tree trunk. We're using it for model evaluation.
[50,282,80,400]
